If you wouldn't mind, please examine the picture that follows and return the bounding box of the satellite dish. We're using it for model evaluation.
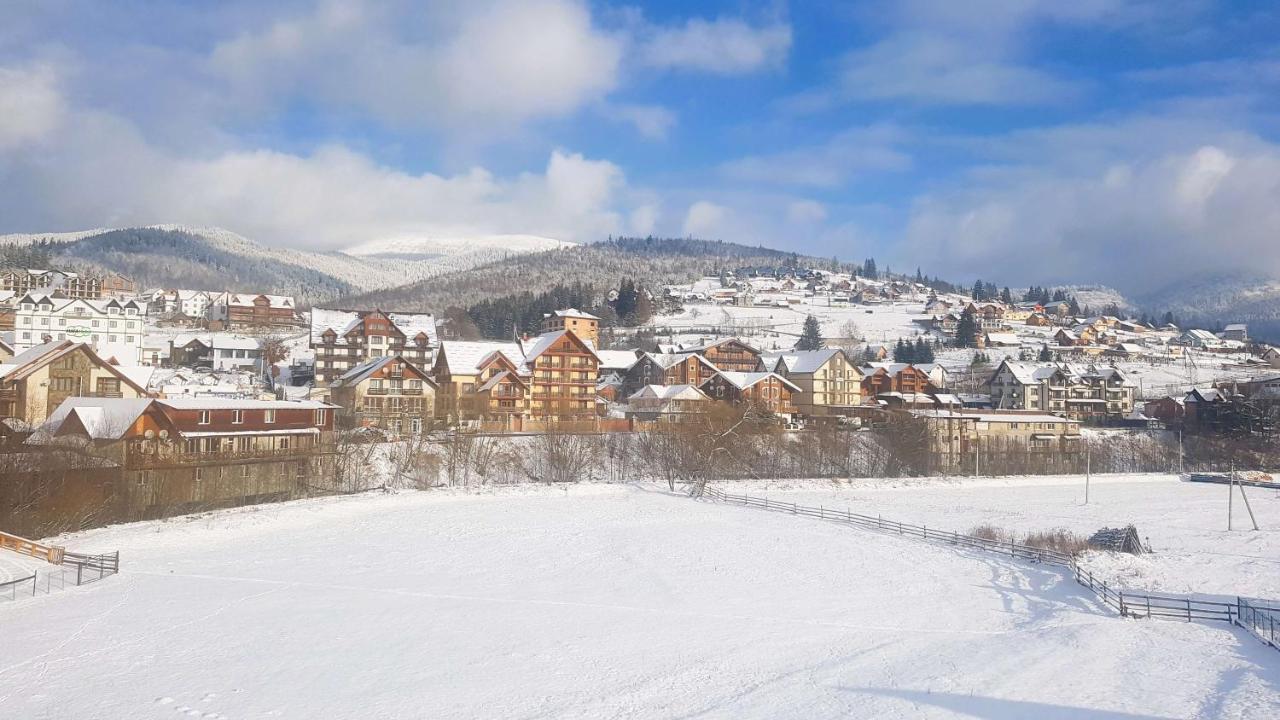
[144,429,155,439]
[158,429,169,439]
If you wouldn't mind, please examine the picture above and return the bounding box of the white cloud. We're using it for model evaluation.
[604,104,677,140]
[0,64,63,149]
[628,204,659,235]
[639,18,791,74]
[0,99,632,249]
[209,0,623,133]
[721,125,912,188]
[900,124,1280,294]
[787,200,828,224]
[682,201,729,237]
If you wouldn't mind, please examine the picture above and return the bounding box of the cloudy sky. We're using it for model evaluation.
[1,0,1278,294]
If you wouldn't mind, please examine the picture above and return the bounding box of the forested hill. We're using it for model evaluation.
[337,237,812,313]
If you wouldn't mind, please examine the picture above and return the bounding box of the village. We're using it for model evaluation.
[1,262,1279,536]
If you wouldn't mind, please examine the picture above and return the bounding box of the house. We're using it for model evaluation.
[1053,329,1081,347]
[983,332,1021,348]
[0,341,150,426]
[1143,396,1185,426]
[985,360,1136,421]
[208,293,297,329]
[148,289,213,319]
[861,344,889,362]
[594,350,640,380]
[33,397,339,511]
[310,308,437,386]
[327,356,436,434]
[764,348,863,415]
[522,329,600,420]
[170,334,262,372]
[912,409,1082,470]
[1220,324,1248,342]
[699,371,799,416]
[1261,346,1280,368]
[1177,329,1222,349]
[863,362,948,393]
[540,309,600,347]
[431,340,528,425]
[1025,312,1053,327]
[621,352,719,399]
[1182,388,1229,432]
[676,338,763,372]
[9,292,146,363]
[1103,343,1146,360]
[626,384,713,421]
[0,268,133,300]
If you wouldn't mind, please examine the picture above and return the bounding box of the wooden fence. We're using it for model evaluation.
[699,485,1279,651]
[0,551,120,605]
[0,530,65,564]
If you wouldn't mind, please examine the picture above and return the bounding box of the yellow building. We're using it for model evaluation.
[765,348,863,415]
[540,309,600,348]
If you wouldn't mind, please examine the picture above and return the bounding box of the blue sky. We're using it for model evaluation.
[2,0,1279,294]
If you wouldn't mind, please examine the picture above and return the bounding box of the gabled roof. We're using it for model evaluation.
[0,340,150,394]
[548,308,599,320]
[330,355,434,388]
[628,384,710,402]
[641,351,718,372]
[436,341,527,376]
[309,307,437,347]
[762,348,847,375]
[33,397,158,442]
[706,371,800,392]
[594,350,640,372]
[477,369,526,393]
[522,329,598,363]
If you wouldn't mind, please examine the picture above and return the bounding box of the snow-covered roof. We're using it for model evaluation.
[984,332,1021,345]
[437,340,527,376]
[522,330,598,363]
[155,398,335,410]
[709,371,800,392]
[548,308,599,320]
[216,292,294,309]
[594,350,640,372]
[171,333,261,351]
[912,409,1080,425]
[309,308,437,346]
[33,398,156,442]
[628,384,709,402]
[762,348,843,375]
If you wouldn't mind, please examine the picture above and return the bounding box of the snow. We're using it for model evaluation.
[714,474,1280,600]
[2,485,1276,718]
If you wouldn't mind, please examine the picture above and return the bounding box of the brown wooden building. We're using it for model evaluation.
[0,340,149,426]
[621,352,719,399]
[310,307,437,386]
[699,371,799,416]
[682,339,763,372]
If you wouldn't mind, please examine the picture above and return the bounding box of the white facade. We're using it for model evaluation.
[12,293,146,364]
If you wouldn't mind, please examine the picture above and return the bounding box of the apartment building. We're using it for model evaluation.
[621,352,718,399]
[328,355,436,434]
[540,309,600,347]
[309,308,437,386]
[209,293,298,329]
[431,340,529,424]
[10,293,146,364]
[699,371,799,416]
[764,348,863,415]
[986,360,1136,421]
[522,329,599,420]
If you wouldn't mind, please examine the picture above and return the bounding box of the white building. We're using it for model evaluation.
[11,293,146,364]
[148,289,213,319]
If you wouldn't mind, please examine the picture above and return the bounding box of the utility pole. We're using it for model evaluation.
[1178,430,1184,475]
[1228,461,1234,531]
[1085,446,1091,505]
[1238,477,1260,531]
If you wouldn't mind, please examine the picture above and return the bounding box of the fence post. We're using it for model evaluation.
[32,571,37,597]
[820,505,824,520]
[76,563,83,586]
[1119,592,1126,617]
[792,502,797,515]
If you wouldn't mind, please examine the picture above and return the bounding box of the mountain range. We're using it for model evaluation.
[2,225,1278,341]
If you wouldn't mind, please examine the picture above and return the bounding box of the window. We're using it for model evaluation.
[241,465,250,478]
[51,377,80,393]
[314,408,328,425]
[95,377,120,396]
[411,418,422,433]
[264,409,276,424]
[194,467,203,482]
[198,410,210,425]
[232,409,244,424]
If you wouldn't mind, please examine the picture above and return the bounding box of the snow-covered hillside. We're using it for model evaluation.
[0,225,571,302]
[344,233,573,258]
[3,484,1275,718]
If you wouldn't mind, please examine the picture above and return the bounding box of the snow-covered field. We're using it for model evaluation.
[716,474,1280,600]
[2,484,1277,719]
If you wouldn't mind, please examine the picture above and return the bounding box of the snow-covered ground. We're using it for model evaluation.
[716,474,1280,600]
[2,484,1277,719]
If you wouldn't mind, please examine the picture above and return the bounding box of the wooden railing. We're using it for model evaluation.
[0,530,65,564]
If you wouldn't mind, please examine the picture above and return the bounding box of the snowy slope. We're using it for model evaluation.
[0,225,571,301]
[2,485,1276,719]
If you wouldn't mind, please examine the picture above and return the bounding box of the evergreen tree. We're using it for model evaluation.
[1038,287,1052,304]
[862,258,878,280]
[893,338,913,362]
[1162,311,1176,327]
[1052,289,1068,302]
[915,267,923,283]
[1000,286,1013,304]
[796,315,824,351]
[632,287,654,325]
[914,337,935,363]
[953,307,979,348]
[1068,297,1082,316]
[972,279,984,300]
[1038,344,1053,362]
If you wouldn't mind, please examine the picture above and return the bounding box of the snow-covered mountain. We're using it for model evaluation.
[0,225,573,303]
[345,234,572,259]
[1137,273,1280,340]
